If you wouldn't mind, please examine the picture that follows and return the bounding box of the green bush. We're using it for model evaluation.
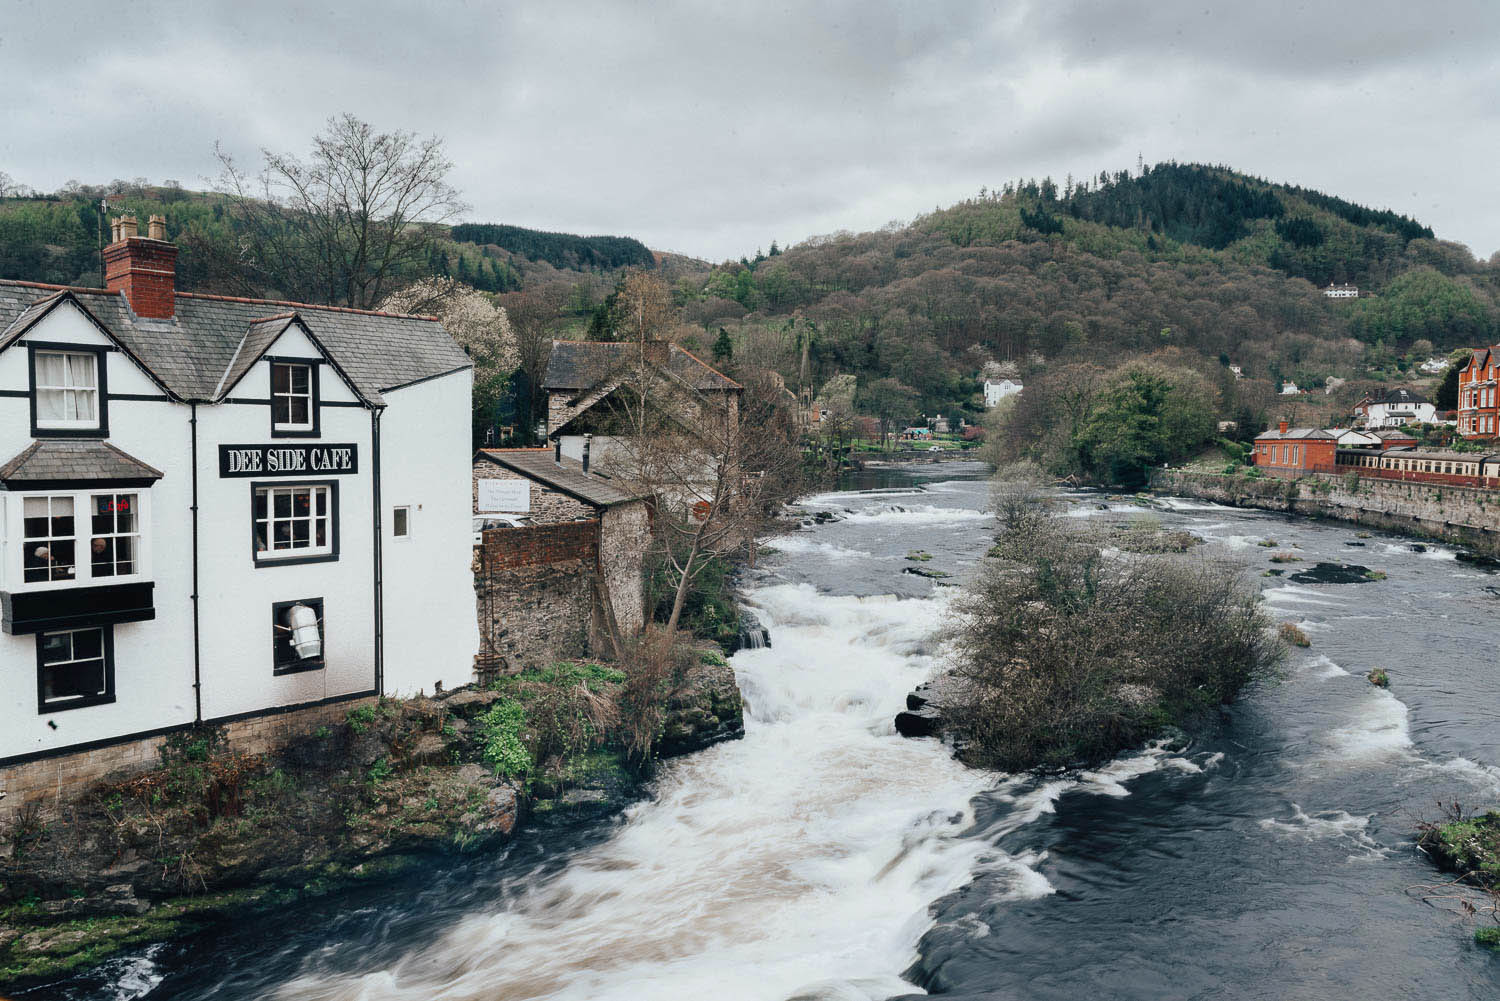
[478,700,532,780]
[949,500,1282,771]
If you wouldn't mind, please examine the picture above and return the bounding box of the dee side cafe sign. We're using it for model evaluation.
[218,443,359,478]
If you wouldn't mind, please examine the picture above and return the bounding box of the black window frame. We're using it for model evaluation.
[267,357,321,439]
[250,479,340,568]
[36,624,115,713]
[271,596,325,676]
[27,341,110,439]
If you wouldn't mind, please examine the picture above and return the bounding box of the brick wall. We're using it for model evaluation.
[0,694,375,821]
[477,521,598,570]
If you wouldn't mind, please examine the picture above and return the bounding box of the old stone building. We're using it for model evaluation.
[540,339,741,470]
[472,446,652,675]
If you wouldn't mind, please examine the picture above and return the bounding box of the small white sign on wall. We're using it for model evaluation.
[478,478,531,513]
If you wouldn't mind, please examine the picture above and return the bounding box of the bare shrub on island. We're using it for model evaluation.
[949,488,1281,772]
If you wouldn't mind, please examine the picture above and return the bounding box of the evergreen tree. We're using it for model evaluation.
[713,327,733,364]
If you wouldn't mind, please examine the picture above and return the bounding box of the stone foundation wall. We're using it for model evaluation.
[1153,468,1500,555]
[0,694,376,821]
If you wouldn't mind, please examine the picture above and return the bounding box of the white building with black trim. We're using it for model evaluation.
[0,218,477,766]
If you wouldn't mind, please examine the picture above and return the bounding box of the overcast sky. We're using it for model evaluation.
[3,1,1498,262]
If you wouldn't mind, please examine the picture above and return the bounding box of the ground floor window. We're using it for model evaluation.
[253,482,337,565]
[37,625,114,712]
[393,506,411,538]
[272,597,325,675]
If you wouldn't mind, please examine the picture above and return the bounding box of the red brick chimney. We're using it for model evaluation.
[104,214,177,319]
[1278,419,1290,434]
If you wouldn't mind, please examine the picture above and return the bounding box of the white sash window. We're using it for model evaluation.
[35,350,100,429]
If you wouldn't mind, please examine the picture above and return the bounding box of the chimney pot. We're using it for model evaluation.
[118,215,138,240]
[147,214,166,240]
[554,439,562,465]
[1278,420,1290,434]
[110,218,122,243]
[582,433,592,475]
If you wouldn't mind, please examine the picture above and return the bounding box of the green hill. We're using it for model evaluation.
[673,162,1499,421]
[449,223,654,272]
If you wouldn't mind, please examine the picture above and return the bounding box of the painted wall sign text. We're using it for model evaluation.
[218,443,359,478]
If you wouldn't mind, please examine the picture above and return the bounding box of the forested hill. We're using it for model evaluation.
[996,162,1434,287]
[675,162,1500,424]
[449,223,654,272]
[0,182,661,294]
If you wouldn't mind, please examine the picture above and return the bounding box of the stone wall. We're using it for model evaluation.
[0,694,376,821]
[1153,468,1500,555]
[474,522,599,678]
[600,501,651,636]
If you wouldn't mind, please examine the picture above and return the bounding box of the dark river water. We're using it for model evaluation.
[31,460,1500,1000]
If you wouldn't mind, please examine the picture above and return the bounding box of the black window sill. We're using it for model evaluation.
[253,552,339,569]
[39,693,116,714]
[273,659,325,677]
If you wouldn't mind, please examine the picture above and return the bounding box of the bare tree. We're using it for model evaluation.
[209,114,467,308]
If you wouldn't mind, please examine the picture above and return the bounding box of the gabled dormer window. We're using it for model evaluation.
[270,360,320,437]
[29,344,108,437]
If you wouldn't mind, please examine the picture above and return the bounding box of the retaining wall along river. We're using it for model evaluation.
[1152,467,1500,555]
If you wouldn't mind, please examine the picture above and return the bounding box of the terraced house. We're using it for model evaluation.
[1458,345,1500,439]
[0,217,476,809]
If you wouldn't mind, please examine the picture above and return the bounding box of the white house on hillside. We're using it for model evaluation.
[0,216,477,767]
[983,379,1022,407]
[1354,388,1437,427]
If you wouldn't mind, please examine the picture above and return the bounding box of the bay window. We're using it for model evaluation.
[37,625,114,712]
[6,491,149,590]
[253,482,338,565]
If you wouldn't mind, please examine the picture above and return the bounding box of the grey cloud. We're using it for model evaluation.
[2,0,1499,260]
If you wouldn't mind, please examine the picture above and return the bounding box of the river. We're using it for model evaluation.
[43,460,1500,1000]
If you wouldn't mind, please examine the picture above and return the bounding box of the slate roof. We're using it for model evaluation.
[0,281,471,407]
[1253,427,1338,441]
[543,339,740,394]
[474,448,646,507]
[1372,429,1419,440]
[1365,387,1429,406]
[0,439,164,486]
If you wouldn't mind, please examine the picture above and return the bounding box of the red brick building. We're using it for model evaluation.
[1252,422,1338,476]
[1457,346,1500,439]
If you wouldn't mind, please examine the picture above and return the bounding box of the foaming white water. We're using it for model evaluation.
[102,943,166,1000]
[1323,688,1412,760]
[1258,805,1384,861]
[1262,585,1348,607]
[798,487,930,506]
[270,584,996,1001]
[1306,655,1350,679]
[838,504,991,526]
[1155,497,1237,512]
[1424,757,1500,797]
[763,536,873,560]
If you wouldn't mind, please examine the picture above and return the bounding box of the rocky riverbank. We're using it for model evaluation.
[0,651,742,988]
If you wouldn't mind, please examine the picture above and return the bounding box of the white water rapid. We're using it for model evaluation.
[271,583,997,1001]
